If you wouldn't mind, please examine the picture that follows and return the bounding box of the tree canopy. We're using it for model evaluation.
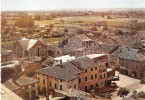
[15,14,35,28]
[117,87,129,98]
[1,17,7,27]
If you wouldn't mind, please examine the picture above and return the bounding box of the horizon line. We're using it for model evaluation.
[2,7,145,12]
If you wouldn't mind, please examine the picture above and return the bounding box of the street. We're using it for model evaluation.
[111,71,145,100]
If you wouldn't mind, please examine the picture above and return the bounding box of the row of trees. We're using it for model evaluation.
[15,14,35,28]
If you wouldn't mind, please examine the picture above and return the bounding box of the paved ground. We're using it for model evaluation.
[111,71,145,100]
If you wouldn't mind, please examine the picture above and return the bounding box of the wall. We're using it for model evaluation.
[78,66,99,92]
[37,73,79,94]
[30,40,47,57]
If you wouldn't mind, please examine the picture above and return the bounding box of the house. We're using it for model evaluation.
[71,56,100,92]
[111,46,145,79]
[47,45,62,57]
[71,54,113,92]
[13,38,47,58]
[63,34,97,54]
[37,25,46,30]
[86,54,115,85]
[36,62,82,95]
[3,75,39,99]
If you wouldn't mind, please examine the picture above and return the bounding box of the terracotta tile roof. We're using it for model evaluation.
[75,34,92,41]
[37,62,82,81]
[3,79,20,91]
[71,56,96,69]
[16,75,38,86]
[3,76,38,91]
[95,43,118,54]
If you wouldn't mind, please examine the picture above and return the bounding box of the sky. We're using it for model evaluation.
[2,0,145,11]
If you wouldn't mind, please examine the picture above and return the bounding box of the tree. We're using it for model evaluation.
[1,17,7,27]
[35,14,41,20]
[64,28,68,33]
[77,28,84,34]
[103,26,108,31]
[138,91,145,98]
[117,87,129,98]
[91,26,97,31]
[103,92,111,99]
[15,14,35,28]
[115,30,123,35]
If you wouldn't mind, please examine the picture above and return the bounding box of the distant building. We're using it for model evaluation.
[37,25,46,30]
[13,38,48,58]
[63,34,97,54]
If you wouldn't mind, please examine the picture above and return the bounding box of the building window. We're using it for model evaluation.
[60,80,62,82]
[100,75,102,79]
[95,67,97,70]
[103,70,106,72]
[96,83,98,87]
[50,82,52,87]
[85,77,87,81]
[38,77,39,81]
[43,79,45,85]
[104,74,106,78]
[91,75,93,80]
[106,63,108,67]
[85,69,87,73]
[74,84,76,89]
[79,78,81,84]
[91,68,93,71]
[95,74,97,78]
[90,85,93,90]
[60,85,62,90]
[55,83,57,89]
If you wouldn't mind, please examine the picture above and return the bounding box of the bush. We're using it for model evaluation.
[103,92,111,99]
[138,91,145,98]
[117,87,129,97]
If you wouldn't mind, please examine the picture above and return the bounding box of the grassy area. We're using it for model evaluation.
[44,37,67,45]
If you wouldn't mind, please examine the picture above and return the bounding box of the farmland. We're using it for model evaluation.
[2,15,145,51]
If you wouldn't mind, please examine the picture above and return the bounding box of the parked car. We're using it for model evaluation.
[110,82,117,87]
[112,76,119,81]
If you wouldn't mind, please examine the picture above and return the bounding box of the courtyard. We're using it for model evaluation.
[111,71,145,100]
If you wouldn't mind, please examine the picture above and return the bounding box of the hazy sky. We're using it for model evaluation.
[2,0,145,11]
